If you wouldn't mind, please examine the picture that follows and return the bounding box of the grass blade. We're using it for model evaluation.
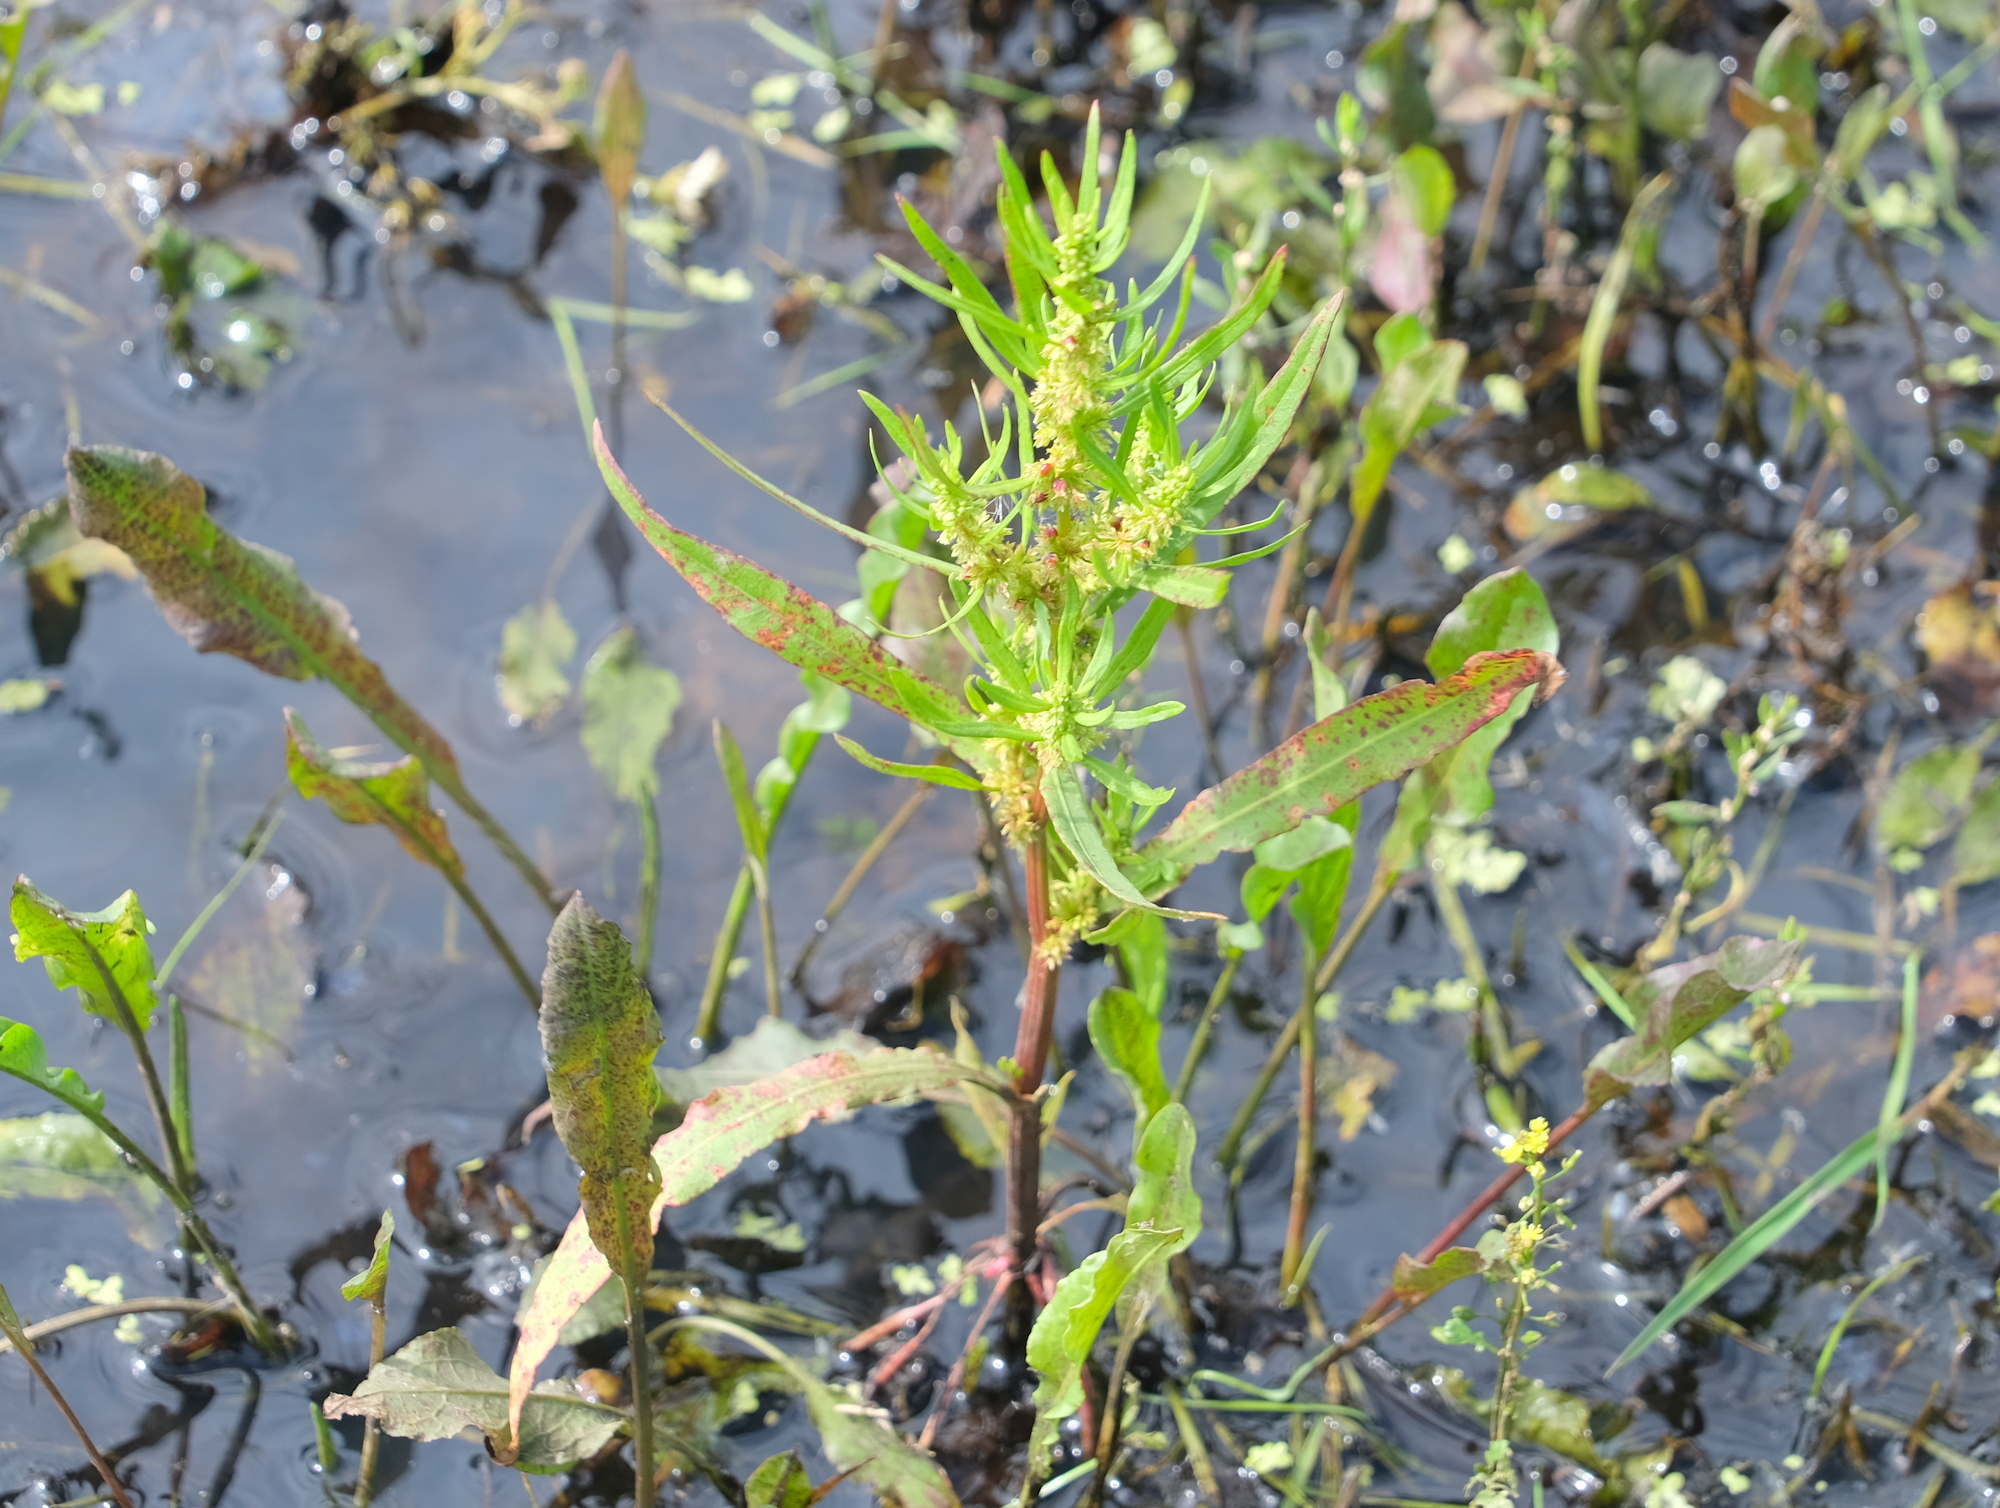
[1874,952,1919,1231]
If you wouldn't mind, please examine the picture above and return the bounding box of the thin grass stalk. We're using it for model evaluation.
[635,793,661,977]
[695,866,755,1045]
[0,1282,138,1508]
[1468,81,1534,278]
[1173,949,1243,1103]
[168,995,195,1181]
[1757,181,1827,346]
[1176,612,1222,780]
[753,858,781,1017]
[440,863,542,1009]
[154,807,282,993]
[1280,970,1318,1289]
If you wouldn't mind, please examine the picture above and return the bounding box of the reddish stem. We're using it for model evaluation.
[1006,822,1060,1343]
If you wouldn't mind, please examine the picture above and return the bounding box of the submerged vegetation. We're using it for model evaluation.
[4,0,2000,1505]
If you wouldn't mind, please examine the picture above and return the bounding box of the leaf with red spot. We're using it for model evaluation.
[1132,648,1564,894]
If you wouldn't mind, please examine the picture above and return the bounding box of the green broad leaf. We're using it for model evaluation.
[1952,777,2000,887]
[1392,145,1454,236]
[10,879,159,1031]
[499,600,577,727]
[1240,863,1295,924]
[1637,44,1720,140]
[580,627,681,805]
[592,48,645,213]
[1421,569,1561,823]
[1189,291,1346,512]
[1583,937,1800,1109]
[1351,340,1466,526]
[799,1372,961,1508]
[656,1015,878,1106]
[285,711,464,878]
[1829,84,1892,181]
[1503,463,1651,540]
[1880,742,1983,852]
[340,1210,394,1303]
[1135,563,1228,609]
[1136,648,1563,893]
[1088,986,1170,1138]
[1389,1245,1492,1302]
[745,1451,813,1508]
[1115,910,1168,1019]
[1734,125,1798,212]
[1044,763,1157,913]
[0,1111,164,1243]
[64,445,465,784]
[1252,815,1352,871]
[1373,312,1432,374]
[1290,812,1358,961]
[539,895,663,1281]
[1026,1104,1198,1461]
[0,1018,106,1117]
[321,1327,624,1469]
[593,426,967,739]
[1752,14,1820,117]
[834,735,985,791]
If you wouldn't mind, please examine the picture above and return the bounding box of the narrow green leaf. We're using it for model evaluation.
[1136,648,1563,893]
[322,1327,624,1469]
[10,880,159,1031]
[285,711,464,877]
[539,895,663,1280]
[498,600,577,728]
[1135,562,1228,609]
[1579,174,1674,453]
[1583,937,1800,1109]
[593,425,967,737]
[581,627,681,805]
[1191,292,1345,510]
[714,721,768,864]
[1350,340,1466,525]
[799,1370,961,1508]
[0,1017,106,1117]
[1088,987,1170,1138]
[1044,762,1154,911]
[340,1210,395,1303]
[1874,953,1919,1230]
[834,735,985,791]
[592,49,645,213]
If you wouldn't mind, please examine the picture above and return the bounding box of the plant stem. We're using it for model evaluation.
[695,866,755,1045]
[168,995,196,1182]
[1757,180,1826,346]
[442,864,542,1010]
[1173,949,1243,1103]
[1280,969,1320,1290]
[80,934,194,1197]
[0,1282,138,1508]
[353,1284,387,1508]
[1468,48,1539,278]
[1006,822,1060,1339]
[1176,613,1222,781]
[432,768,561,917]
[155,806,283,992]
[635,793,661,978]
[790,779,932,987]
[1218,879,1390,1170]
[752,858,781,1017]
[622,1266,656,1508]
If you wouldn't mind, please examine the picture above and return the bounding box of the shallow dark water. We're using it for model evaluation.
[4,0,2000,1504]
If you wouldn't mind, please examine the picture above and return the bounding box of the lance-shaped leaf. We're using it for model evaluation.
[1136,649,1563,893]
[65,446,459,778]
[322,1327,623,1469]
[1390,1246,1491,1303]
[340,1210,394,1304]
[1088,987,1169,1142]
[285,711,463,877]
[592,424,967,737]
[508,1046,999,1427]
[593,48,645,213]
[1350,340,1466,526]
[0,1018,107,1117]
[1026,1103,1199,1469]
[11,879,160,1031]
[1583,937,1800,1109]
[539,895,662,1279]
[581,628,682,805]
[800,1372,961,1508]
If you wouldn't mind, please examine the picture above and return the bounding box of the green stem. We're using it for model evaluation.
[1173,949,1242,1103]
[1280,966,1318,1290]
[695,866,756,1046]
[635,794,661,978]
[752,859,780,1017]
[78,934,194,1198]
[0,1282,139,1508]
[430,766,560,917]
[353,1290,387,1508]
[442,865,542,1011]
[622,1263,656,1508]
[168,996,195,1183]
[154,807,283,993]
[1218,879,1391,1170]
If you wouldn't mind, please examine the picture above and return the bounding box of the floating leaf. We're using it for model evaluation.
[499,601,577,727]
[539,895,662,1282]
[10,879,159,1031]
[1136,648,1563,892]
[1503,464,1651,540]
[1880,741,1985,852]
[0,1111,164,1242]
[322,1327,623,1469]
[581,628,681,804]
[1638,44,1720,140]
[285,710,463,877]
[1088,987,1169,1141]
[593,429,967,741]
[0,678,54,712]
[1954,779,2000,888]
[182,864,312,1071]
[1026,1103,1199,1468]
[1583,938,1800,1108]
[341,1210,394,1303]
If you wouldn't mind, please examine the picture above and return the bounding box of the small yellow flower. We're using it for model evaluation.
[1499,1118,1551,1167]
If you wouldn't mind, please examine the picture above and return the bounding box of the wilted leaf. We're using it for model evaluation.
[286,710,464,877]
[593,49,646,213]
[0,1111,165,1242]
[322,1327,623,1468]
[499,600,577,727]
[11,879,159,1031]
[1390,1245,1491,1301]
[1319,1034,1396,1140]
[1088,987,1169,1140]
[1638,44,1720,140]
[1584,938,1800,1108]
[1426,2,1514,123]
[581,627,681,805]
[340,1211,394,1303]
[1369,185,1434,316]
[1880,742,1983,851]
[1026,1104,1198,1469]
[539,895,662,1282]
[1503,464,1651,540]
[1137,648,1562,891]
